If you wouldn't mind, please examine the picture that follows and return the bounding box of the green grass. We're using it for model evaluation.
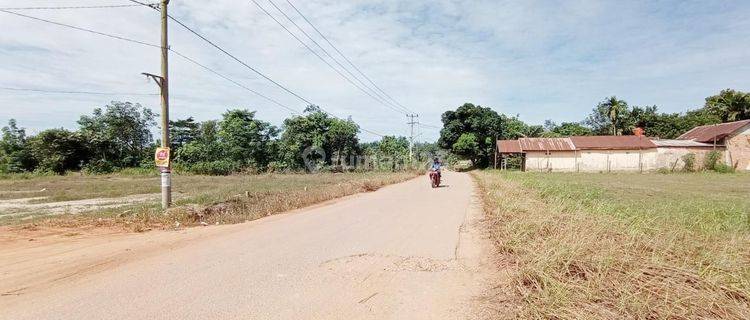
[473,170,750,319]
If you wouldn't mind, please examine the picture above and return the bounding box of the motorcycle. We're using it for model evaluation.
[429,170,441,188]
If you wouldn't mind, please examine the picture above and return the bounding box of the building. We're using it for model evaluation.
[677,119,750,171]
[496,119,750,172]
[651,139,719,171]
[497,136,657,172]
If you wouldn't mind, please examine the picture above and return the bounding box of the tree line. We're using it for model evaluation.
[3,88,746,173]
[1,103,439,175]
[439,88,750,167]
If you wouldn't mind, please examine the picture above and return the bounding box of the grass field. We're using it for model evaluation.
[0,171,419,229]
[473,171,750,319]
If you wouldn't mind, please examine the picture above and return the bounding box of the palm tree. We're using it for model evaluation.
[602,96,627,135]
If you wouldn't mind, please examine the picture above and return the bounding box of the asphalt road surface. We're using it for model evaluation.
[1,171,493,319]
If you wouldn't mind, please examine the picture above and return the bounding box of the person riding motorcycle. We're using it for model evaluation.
[429,157,441,180]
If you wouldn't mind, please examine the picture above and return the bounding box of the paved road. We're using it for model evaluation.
[1,171,492,319]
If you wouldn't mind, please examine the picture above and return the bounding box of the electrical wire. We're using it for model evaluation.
[3,5,384,137]
[253,0,408,116]
[0,4,153,10]
[128,0,384,136]
[0,86,157,96]
[0,9,300,114]
[284,0,415,114]
[266,0,410,115]
[0,9,161,48]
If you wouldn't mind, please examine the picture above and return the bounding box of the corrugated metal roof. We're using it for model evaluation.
[519,138,575,151]
[677,120,750,143]
[569,135,657,150]
[497,140,522,153]
[651,139,717,148]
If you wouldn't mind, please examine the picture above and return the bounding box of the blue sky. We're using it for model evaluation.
[1,0,749,142]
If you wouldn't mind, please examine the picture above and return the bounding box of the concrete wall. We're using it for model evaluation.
[524,149,659,172]
[656,147,719,171]
[525,151,577,172]
[727,124,750,171]
[577,149,657,172]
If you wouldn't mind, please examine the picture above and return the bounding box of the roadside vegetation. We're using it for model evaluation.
[474,171,750,319]
[1,171,419,230]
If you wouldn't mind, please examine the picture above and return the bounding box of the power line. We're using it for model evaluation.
[0,9,300,115]
[0,86,157,96]
[251,0,412,117]
[129,1,384,137]
[0,4,150,10]
[0,9,161,48]
[266,0,410,115]
[284,0,415,115]
[3,5,383,137]
[251,0,405,116]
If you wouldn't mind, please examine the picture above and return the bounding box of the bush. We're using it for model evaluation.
[184,160,239,175]
[681,153,696,172]
[82,159,116,174]
[703,150,721,171]
[713,163,735,173]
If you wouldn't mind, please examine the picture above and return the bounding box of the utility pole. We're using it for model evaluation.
[143,0,171,209]
[407,114,418,162]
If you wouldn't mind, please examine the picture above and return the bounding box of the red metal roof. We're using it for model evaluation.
[677,120,750,143]
[519,138,575,151]
[497,140,522,153]
[570,136,656,150]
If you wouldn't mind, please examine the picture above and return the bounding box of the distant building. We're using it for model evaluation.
[677,120,750,171]
[495,119,750,172]
[497,136,657,172]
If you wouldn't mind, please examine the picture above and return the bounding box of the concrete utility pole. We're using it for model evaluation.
[143,0,171,209]
[407,114,418,161]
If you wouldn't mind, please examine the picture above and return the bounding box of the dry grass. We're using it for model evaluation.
[1,171,419,230]
[472,170,750,319]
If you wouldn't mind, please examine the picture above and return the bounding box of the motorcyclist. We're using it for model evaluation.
[429,157,441,179]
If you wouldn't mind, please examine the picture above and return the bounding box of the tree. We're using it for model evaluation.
[77,101,156,169]
[27,129,88,174]
[169,117,201,151]
[278,105,360,170]
[373,136,409,171]
[585,97,630,135]
[452,133,480,165]
[327,117,360,166]
[555,122,592,136]
[438,103,504,167]
[218,109,278,170]
[704,89,750,122]
[0,119,34,173]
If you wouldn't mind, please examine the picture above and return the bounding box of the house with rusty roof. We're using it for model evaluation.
[677,119,750,170]
[496,119,750,172]
[497,135,658,172]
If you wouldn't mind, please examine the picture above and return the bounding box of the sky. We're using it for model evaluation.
[1,0,749,142]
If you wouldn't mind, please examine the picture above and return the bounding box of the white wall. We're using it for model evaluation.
[525,151,577,172]
[576,149,657,172]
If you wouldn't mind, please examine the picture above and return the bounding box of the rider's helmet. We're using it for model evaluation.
[433,157,439,163]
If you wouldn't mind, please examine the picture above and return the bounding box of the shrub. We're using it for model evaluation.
[681,153,696,172]
[185,160,239,175]
[703,150,722,171]
[82,159,116,174]
[713,163,735,173]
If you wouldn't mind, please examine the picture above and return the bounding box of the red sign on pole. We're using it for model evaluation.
[154,147,170,168]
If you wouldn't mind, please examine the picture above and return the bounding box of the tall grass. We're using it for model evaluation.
[473,171,750,319]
